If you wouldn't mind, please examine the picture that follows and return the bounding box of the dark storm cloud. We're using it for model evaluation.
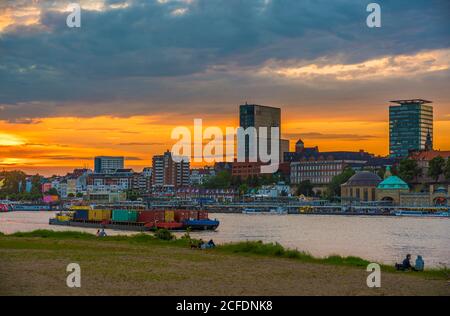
[0,0,449,120]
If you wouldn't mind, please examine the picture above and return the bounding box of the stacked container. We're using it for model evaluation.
[112,209,138,222]
[88,209,111,221]
[73,209,89,221]
[174,210,190,222]
[138,210,165,224]
[164,210,175,223]
[189,210,199,220]
[198,210,208,220]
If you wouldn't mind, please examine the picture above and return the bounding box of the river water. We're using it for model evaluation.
[1,212,449,267]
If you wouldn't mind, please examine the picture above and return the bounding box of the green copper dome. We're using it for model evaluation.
[377,176,409,190]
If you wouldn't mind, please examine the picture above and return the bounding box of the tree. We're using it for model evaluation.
[0,171,26,194]
[398,159,422,183]
[76,192,84,198]
[377,168,385,179]
[238,183,249,195]
[30,174,43,195]
[202,171,231,189]
[444,159,450,180]
[326,167,355,201]
[230,176,242,187]
[247,175,261,188]
[126,190,140,201]
[296,180,314,196]
[45,188,59,196]
[428,156,445,182]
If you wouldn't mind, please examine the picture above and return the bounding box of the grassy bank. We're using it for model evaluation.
[8,229,448,279]
[0,230,449,295]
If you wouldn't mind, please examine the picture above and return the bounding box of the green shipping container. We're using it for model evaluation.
[112,209,139,222]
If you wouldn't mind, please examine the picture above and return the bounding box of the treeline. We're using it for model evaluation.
[395,157,450,183]
[0,170,44,201]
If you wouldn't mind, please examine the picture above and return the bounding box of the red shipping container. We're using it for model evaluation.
[138,210,165,223]
[174,210,190,222]
[198,210,208,220]
[189,210,199,220]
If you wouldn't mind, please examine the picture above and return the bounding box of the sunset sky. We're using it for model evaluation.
[1,0,449,176]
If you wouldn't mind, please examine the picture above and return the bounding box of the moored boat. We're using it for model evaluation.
[269,207,288,215]
[11,204,52,212]
[394,210,449,218]
[243,207,287,215]
[0,202,12,212]
[242,208,260,214]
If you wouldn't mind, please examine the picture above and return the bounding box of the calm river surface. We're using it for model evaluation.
[1,212,449,267]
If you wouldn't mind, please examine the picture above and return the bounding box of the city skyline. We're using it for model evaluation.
[1,0,450,175]
[1,101,449,177]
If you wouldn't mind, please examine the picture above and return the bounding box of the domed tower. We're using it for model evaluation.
[341,171,382,202]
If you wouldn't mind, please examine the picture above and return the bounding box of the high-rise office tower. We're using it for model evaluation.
[389,99,433,158]
[239,103,281,162]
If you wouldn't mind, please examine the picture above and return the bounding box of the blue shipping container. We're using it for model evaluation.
[73,210,89,220]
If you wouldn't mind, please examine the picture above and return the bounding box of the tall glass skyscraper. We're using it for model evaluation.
[389,99,433,158]
[239,103,281,161]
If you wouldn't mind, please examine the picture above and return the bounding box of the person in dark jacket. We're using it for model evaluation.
[395,254,412,271]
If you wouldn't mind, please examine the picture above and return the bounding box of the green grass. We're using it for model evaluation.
[6,229,193,247]
[10,230,97,239]
[216,241,449,279]
[217,241,370,267]
[1,230,449,280]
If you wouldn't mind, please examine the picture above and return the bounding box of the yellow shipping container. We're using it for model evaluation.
[88,209,111,221]
[56,215,71,222]
[164,210,175,222]
[70,205,92,211]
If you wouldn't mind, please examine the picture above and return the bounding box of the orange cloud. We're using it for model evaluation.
[257,49,450,81]
[1,113,450,176]
[0,6,41,32]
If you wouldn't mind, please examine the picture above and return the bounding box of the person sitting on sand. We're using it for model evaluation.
[207,239,216,248]
[415,255,424,271]
[395,254,412,271]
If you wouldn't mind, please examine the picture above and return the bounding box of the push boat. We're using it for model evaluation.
[242,207,287,215]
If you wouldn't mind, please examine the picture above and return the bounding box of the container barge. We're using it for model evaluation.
[49,207,220,232]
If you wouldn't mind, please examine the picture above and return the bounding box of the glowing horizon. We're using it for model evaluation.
[1,110,450,176]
